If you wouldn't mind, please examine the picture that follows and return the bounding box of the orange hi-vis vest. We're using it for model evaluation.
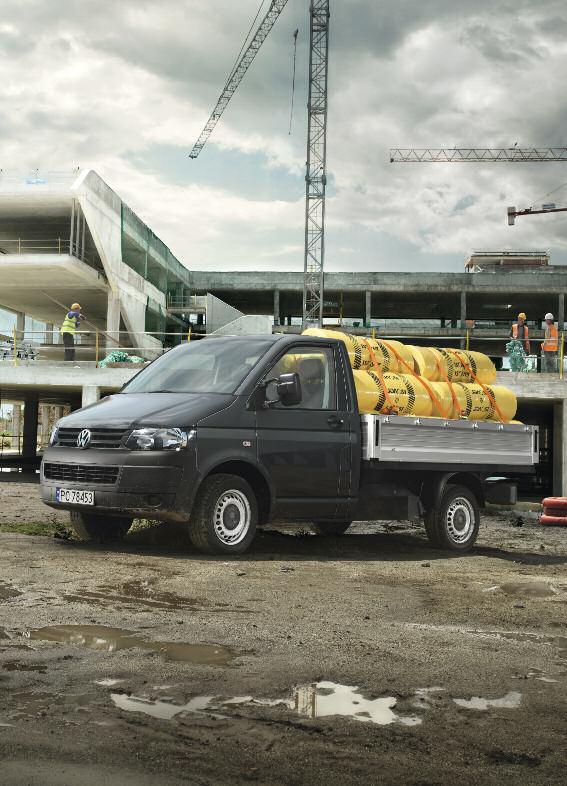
[542,323,558,352]
[511,322,529,340]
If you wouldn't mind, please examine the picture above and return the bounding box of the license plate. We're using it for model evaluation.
[56,488,95,505]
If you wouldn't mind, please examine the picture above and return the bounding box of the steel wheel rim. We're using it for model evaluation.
[213,489,251,545]
[446,497,475,544]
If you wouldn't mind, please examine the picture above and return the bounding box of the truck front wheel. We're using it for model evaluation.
[189,474,258,555]
[69,511,133,542]
[424,484,479,552]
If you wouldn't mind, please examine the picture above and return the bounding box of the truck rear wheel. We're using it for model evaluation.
[69,511,133,542]
[311,521,352,536]
[424,484,479,552]
[189,474,258,555]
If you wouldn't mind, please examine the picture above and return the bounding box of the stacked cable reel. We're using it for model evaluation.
[302,328,518,423]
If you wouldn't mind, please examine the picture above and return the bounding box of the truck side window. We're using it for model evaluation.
[269,347,336,410]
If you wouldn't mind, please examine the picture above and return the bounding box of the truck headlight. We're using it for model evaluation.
[126,427,193,451]
[49,425,59,446]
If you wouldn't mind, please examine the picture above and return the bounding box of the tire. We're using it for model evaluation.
[189,474,258,555]
[424,484,480,552]
[69,511,133,542]
[311,521,352,536]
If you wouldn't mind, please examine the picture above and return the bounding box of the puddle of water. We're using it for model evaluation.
[499,582,560,598]
[112,693,222,720]
[454,691,522,711]
[0,582,21,601]
[28,625,235,666]
[2,661,47,673]
[111,682,422,727]
[64,579,251,614]
[94,678,124,686]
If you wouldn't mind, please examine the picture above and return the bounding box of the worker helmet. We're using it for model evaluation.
[71,302,81,310]
[518,312,526,320]
[545,312,554,321]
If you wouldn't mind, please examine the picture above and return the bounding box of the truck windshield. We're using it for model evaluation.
[121,338,271,395]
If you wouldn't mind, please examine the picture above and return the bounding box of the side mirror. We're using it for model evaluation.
[275,372,302,407]
[249,372,302,409]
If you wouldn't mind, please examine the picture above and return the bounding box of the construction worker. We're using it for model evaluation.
[60,302,84,362]
[506,312,530,372]
[541,312,559,373]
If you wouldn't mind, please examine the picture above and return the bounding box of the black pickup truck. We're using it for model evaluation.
[41,334,538,554]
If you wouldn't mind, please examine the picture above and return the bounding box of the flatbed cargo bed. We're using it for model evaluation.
[361,414,538,468]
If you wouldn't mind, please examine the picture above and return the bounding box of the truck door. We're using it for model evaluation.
[256,344,351,520]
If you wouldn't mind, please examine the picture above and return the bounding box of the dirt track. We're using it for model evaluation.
[1,483,566,785]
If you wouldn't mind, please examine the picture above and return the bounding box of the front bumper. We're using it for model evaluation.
[40,446,199,521]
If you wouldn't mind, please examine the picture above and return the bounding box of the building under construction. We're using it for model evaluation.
[2,170,567,498]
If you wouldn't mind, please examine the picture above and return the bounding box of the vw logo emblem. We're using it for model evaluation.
[77,429,91,449]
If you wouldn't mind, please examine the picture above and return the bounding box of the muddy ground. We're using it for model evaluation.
[0,483,566,786]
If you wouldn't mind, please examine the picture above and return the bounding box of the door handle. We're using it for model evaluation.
[327,415,344,428]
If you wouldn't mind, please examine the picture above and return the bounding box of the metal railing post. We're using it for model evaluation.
[187,326,192,342]
[95,329,100,365]
[58,237,61,254]
[18,238,21,254]
[466,330,470,351]
[12,326,17,366]
[560,332,565,380]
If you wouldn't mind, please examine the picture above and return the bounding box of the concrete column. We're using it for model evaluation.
[22,396,39,459]
[106,292,121,350]
[45,323,54,345]
[558,293,564,331]
[39,404,51,450]
[273,290,280,326]
[553,399,567,496]
[15,311,25,342]
[82,386,101,408]
[365,291,372,327]
[460,291,467,329]
[11,404,22,454]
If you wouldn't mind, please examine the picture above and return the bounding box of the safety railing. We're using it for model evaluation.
[0,237,103,271]
[1,328,194,367]
[1,327,565,378]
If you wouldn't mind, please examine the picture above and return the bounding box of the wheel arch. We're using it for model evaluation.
[204,460,273,525]
[421,471,484,513]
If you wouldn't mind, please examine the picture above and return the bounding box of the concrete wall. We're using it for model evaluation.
[205,293,244,334]
[208,315,274,336]
[75,171,163,357]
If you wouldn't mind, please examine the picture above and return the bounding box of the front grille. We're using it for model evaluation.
[57,428,128,449]
[43,462,119,485]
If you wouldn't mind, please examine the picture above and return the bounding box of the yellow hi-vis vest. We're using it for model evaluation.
[542,323,558,351]
[60,313,77,335]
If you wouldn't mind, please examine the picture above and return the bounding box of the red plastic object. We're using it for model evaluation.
[540,514,567,526]
[542,497,567,510]
[542,507,567,518]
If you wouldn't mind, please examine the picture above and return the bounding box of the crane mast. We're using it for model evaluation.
[190,0,332,330]
[302,0,330,327]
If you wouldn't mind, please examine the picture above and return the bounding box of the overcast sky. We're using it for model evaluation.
[3,0,567,273]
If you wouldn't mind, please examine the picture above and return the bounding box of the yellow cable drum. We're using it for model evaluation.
[354,371,433,416]
[302,328,513,421]
[303,328,414,373]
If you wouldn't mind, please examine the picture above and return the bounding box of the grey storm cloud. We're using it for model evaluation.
[3,0,567,272]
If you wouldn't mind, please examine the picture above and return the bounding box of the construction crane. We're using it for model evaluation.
[190,0,331,328]
[390,148,567,163]
[507,204,567,225]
